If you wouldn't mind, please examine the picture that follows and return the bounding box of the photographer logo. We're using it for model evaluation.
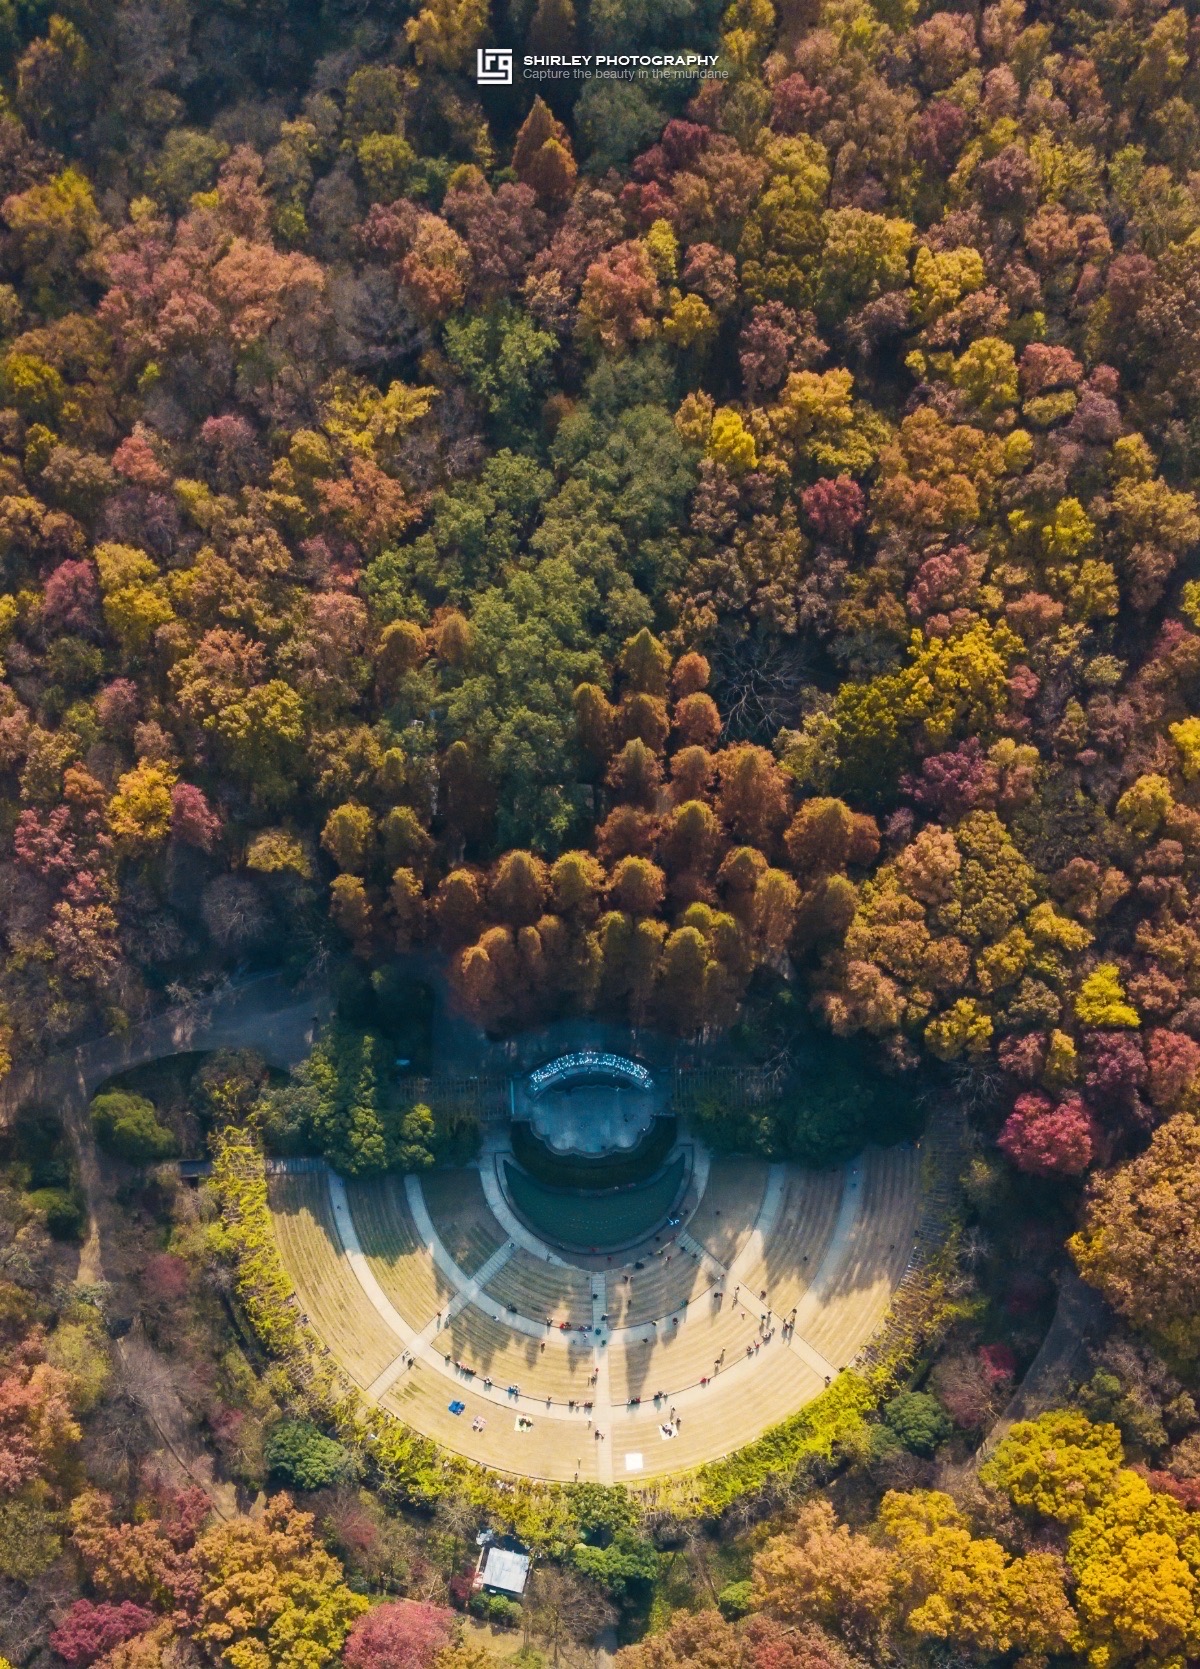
[476,48,513,84]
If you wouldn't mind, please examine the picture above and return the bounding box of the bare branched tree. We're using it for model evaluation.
[80,1391,154,1500]
[708,628,812,742]
[959,1226,991,1269]
[950,1056,1003,1113]
[524,1565,616,1669]
[433,1489,479,1566]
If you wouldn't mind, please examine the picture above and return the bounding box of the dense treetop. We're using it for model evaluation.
[0,0,1195,1206]
[3,0,1200,1666]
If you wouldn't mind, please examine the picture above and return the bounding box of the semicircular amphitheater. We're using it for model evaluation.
[267,1047,929,1486]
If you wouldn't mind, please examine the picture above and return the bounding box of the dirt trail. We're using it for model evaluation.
[2,972,331,1503]
[975,1269,1109,1462]
[941,1266,1109,1490]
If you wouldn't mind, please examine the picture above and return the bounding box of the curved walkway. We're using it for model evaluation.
[0,973,331,1514]
[269,1139,919,1482]
[976,1269,1109,1463]
[478,1126,574,1267]
[0,972,331,1284]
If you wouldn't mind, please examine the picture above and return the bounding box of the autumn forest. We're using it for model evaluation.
[4,0,1200,1666]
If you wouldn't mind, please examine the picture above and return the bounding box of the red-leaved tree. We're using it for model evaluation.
[342,1600,455,1669]
[50,1601,156,1668]
[998,1091,1097,1177]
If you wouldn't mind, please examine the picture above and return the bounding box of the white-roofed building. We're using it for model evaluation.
[478,1546,531,1596]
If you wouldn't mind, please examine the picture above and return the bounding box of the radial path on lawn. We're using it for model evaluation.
[268,1136,925,1484]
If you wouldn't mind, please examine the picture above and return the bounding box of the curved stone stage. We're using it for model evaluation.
[267,1131,925,1486]
[515,1050,666,1157]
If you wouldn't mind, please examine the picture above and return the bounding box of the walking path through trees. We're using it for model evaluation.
[0,974,332,1513]
[974,1270,1110,1465]
[0,971,330,1279]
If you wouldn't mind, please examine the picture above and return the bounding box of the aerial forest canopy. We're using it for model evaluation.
[2,0,1200,1199]
[7,0,1200,1666]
